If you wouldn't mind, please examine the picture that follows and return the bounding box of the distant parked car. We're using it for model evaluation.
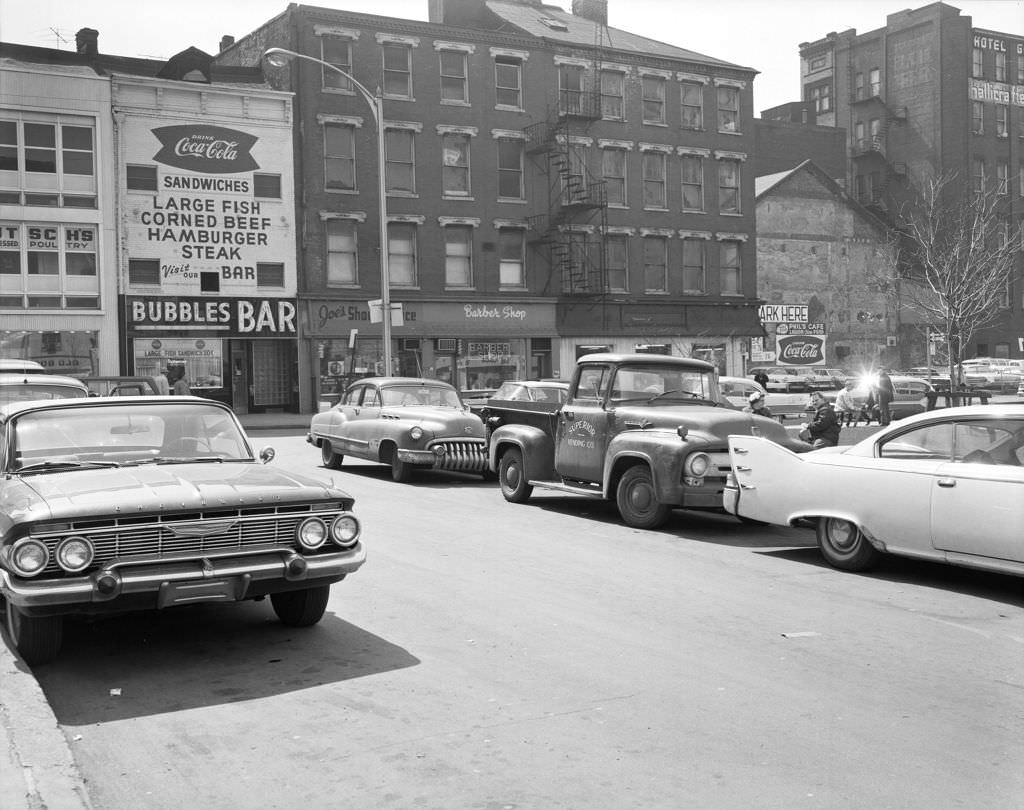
[748,366,811,393]
[308,377,489,481]
[0,359,46,374]
[805,368,848,390]
[0,372,89,406]
[717,376,809,421]
[824,374,934,421]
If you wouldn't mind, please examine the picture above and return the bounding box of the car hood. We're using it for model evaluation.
[380,407,486,437]
[613,404,808,450]
[1,463,349,525]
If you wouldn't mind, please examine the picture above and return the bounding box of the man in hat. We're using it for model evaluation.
[743,390,773,419]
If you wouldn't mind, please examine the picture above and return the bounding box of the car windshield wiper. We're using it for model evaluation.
[648,389,706,402]
[146,456,226,465]
[16,460,121,473]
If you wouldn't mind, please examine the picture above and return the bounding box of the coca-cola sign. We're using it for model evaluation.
[776,335,825,365]
[152,125,259,174]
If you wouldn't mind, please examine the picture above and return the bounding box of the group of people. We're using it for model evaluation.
[743,367,898,449]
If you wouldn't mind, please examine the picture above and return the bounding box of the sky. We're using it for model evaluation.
[1,0,1021,111]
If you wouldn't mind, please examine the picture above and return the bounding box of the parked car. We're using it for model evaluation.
[0,359,46,373]
[0,372,89,405]
[1018,376,1024,399]
[308,377,489,481]
[0,396,366,664]
[960,359,1020,393]
[724,404,1024,576]
[747,366,812,393]
[80,375,161,397]
[717,376,809,421]
[805,367,848,390]
[823,374,934,421]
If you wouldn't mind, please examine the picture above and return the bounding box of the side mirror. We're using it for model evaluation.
[259,446,276,464]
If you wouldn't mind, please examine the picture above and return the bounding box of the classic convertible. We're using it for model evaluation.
[308,377,489,482]
[724,404,1024,576]
[0,396,366,665]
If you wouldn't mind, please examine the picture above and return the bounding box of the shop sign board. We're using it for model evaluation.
[126,296,297,337]
[775,322,827,366]
[758,304,808,324]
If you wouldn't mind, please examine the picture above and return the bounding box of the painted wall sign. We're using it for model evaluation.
[969,79,1024,106]
[152,125,260,173]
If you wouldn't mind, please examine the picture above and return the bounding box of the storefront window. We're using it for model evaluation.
[133,337,224,392]
[0,329,97,374]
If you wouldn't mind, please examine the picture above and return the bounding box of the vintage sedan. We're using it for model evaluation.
[0,372,89,405]
[308,377,489,482]
[0,396,366,665]
[718,376,809,421]
[748,366,812,393]
[724,404,1024,576]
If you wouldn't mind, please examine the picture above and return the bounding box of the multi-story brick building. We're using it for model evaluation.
[797,1,1024,363]
[216,0,764,405]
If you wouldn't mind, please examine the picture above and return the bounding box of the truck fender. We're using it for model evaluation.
[605,430,688,502]
[488,423,556,481]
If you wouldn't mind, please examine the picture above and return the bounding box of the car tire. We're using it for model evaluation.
[4,601,63,666]
[498,448,532,503]
[270,585,331,627]
[616,466,671,530]
[391,456,413,483]
[816,517,880,571]
[320,441,343,470]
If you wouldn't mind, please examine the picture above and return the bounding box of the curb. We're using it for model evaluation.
[0,626,93,810]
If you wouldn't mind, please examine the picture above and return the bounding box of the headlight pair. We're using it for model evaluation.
[8,536,93,577]
[296,513,361,550]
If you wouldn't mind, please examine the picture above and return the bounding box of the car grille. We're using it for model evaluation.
[29,504,345,576]
[429,439,488,472]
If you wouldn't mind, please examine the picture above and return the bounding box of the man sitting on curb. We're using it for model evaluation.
[801,391,841,448]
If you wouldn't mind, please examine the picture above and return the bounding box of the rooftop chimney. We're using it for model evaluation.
[75,28,98,57]
[220,35,235,52]
[571,0,608,25]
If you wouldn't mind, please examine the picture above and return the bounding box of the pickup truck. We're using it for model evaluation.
[481,353,810,529]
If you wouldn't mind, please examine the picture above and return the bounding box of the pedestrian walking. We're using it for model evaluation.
[801,391,841,448]
[833,380,858,426]
[170,366,191,395]
[874,367,896,426]
[153,369,171,396]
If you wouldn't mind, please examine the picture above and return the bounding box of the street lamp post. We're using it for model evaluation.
[262,47,393,375]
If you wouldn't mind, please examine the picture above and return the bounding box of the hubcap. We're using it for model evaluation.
[629,482,654,511]
[828,519,856,551]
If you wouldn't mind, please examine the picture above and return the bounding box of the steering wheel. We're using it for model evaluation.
[163,436,213,456]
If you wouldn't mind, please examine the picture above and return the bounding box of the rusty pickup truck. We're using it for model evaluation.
[481,353,810,529]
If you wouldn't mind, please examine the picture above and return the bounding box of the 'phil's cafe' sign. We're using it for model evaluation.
[123,118,296,297]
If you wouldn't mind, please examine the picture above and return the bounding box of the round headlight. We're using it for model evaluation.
[330,513,361,548]
[11,539,49,577]
[685,452,710,477]
[296,517,328,550]
[410,426,424,441]
[56,536,94,573]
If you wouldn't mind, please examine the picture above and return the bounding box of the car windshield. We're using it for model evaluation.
[609,365,719,403]
[381,384,463,408]
[7,402,253,471]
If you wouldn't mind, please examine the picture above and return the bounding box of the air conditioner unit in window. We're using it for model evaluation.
[401,339,421,351]
[436,338,459,352]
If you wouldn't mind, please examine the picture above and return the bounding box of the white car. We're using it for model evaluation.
[718,376,809,421]
[724,404,1024,576]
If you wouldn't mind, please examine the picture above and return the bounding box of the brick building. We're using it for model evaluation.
[797,1,1024,363]
[216,0,764,406]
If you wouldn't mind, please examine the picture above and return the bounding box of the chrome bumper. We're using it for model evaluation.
[1,544,366,610]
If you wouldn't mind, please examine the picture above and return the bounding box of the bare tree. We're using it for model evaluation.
[887,171,1021,386]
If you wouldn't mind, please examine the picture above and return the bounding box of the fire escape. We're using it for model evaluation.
[847,63,908,223]
[524,70,609,300]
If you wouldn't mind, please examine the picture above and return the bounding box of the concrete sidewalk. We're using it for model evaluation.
[0,627,93,810]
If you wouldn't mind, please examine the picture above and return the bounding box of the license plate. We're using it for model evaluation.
[156,577,246,609]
